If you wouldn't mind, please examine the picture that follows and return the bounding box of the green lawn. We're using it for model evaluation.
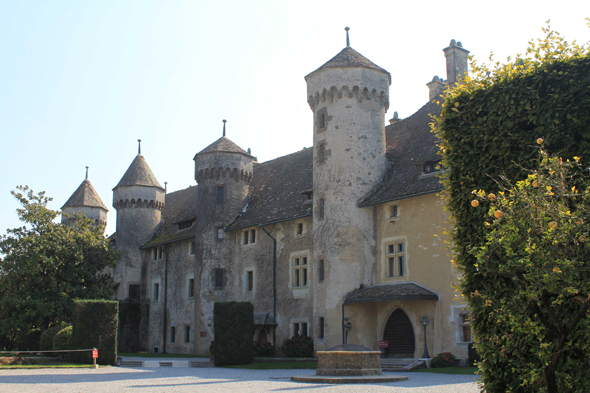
[118,352,209,358]
[412,367,478,375]
[225,361,318,370]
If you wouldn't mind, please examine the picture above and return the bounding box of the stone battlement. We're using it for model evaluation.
[113,198,164,210]
[307,85,389,110]
[196,167,253,183]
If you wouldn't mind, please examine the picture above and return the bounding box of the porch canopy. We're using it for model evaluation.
[343,282,439,304]
[254,312,278,326]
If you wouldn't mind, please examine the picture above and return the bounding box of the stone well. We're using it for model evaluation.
[316,344,382,376]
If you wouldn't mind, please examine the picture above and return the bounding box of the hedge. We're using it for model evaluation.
[40,323,68,352]
[70,300,118,366]
[213,302,254,366]
[53,326,72,352]
[16,328,41,351]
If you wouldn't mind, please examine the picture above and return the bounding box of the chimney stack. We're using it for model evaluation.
[443,39,469,87]
[426,76,446,101]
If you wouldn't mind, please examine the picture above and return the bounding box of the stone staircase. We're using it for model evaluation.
[380,358,422,372]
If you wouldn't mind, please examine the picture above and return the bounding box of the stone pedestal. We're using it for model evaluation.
[316,350,382,376]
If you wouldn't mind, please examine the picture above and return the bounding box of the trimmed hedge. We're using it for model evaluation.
[213,302,254,366]
[53,326,72,352]
[431,352,456,368]
[16,328,41,351]
[282,335,313,358]
[40,323,68,352]
[70,300,118,366]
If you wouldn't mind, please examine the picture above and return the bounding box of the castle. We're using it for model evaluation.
[61,37,472,363]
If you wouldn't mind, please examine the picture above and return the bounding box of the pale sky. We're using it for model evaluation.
[1,0,589,236]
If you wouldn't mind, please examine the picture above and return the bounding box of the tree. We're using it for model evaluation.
[0,186,119,343]
[469,149,590,392]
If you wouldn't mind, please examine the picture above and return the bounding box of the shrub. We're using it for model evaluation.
[40,323,68,354]
[253,340,274,357]
[282,335,313,358]
[70,300,118,366]
[16,328,42,351]
[468,343,481,366]
[53,326,72,354]
[213,302,254,366]
[431,352,457,368]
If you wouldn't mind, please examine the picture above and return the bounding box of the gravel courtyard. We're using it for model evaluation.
[0,367,480,393]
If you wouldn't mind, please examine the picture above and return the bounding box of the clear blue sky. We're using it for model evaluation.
[1,0,588,236]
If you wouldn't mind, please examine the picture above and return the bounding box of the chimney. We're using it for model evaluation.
[443,39,469,87]
[426,76,446,101]
[388,111,400,125]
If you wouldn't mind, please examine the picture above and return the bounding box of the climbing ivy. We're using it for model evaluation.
[434,21,590,393]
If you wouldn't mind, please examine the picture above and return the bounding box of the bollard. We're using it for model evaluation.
[92,348,98,369]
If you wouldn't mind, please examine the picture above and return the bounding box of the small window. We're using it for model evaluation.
[320,113,326,128]
[318,142,326,163]
[243,229,256,245]
[153,346,159,353]
[318,259,325,282]
[390,205,398,219]
[217,227,225,239]
[246,270,254,293]
[318,198,325,219]
[184,326,190,343]
[294,322,308,337]
[153,283,160,302]
[170,326,176,344]
[158,247,163,260]
[214,269,224,288]
[189,241,195,256]
[459,313,472,342]
[292,256,308,288]
[188,278,195,298]
[423,164,432,173]
[178,220,194,230]
[129,284,140,300]
[217,186,224,202]
[296,223,303,236]
[318,317,325,339]
[386,241,406,278]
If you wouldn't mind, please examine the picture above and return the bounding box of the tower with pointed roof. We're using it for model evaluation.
[61,167,108,227]
[305,31,390,349]
[112,142,165,301]
[192,123,255,353]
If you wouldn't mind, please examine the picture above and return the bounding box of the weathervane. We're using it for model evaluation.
[85,166,89,180]
[138,139,142,155]
[345,27,350,47]
[223,119,227,137]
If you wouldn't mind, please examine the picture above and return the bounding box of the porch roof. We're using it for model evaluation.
[343,282,439,304]
[254,312,278,326]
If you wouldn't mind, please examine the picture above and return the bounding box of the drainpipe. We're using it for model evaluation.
[163,245,169,354]
[260,225,277,351]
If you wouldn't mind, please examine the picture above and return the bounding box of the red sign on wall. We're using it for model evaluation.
[92,350,98,358]
[200,331,207,337]
[378,341,389,348]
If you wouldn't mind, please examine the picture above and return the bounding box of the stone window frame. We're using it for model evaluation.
[170,325,176,344]
[317,258,325,282]
[295,220,306,237]
[217,227,225,240]
[317,197,325,220]
[184,325,191,344]
[382,236,409,280]
[317,316,325,340]
[315,107,330,133]
[317,141,327,164]
[290,253,309,288]
[244,268,255,295]
[389,204,399,221]
[217,186,224,203]
[214,268,224,289]
[152,246,164,261]
[152,279,161,303]
[128,284,140,300]
[451,305,473,344]
[290,317,310,338]
[242,228,256,245]
[188,240,195,256]
[187,274,195,299]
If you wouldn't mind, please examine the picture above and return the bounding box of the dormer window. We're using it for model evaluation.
[178,219,195,230]
[423,164,432,173]
[422,161,443,174]
[243,229,256,245]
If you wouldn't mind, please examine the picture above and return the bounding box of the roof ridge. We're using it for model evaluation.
[62,179,108,210]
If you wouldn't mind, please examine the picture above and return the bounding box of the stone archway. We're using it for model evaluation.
[383,308,415,357]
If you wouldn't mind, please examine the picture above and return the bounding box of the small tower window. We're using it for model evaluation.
[217,227,225,240]
[318,259,325,282]
[296,222,303,236]
[217,186,224,202]
[184,326,191,343]
[170,326,176,344]
[214,269,224,288]
[188,241,195,255]
[320,114,326,128]
[318,198,325,219]
[390,205,398,219]
[318,142,326,163]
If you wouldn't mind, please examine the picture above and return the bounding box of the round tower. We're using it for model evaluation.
[61,167,108,227]
[305,38,390,349]
[112,141,165,300]
[192,122,254,353]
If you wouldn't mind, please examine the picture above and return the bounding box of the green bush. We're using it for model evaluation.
[467,343,481,367]
[282,335,313,358]
[53,326,72,352]
[70,300,118,366]
[16,328,42,351]
[40,323,67,353]
[213,302,254,366]
[431,352,457,368]
[253,340,274,357]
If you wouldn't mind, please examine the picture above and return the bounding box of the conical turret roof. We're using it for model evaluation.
[305,46,390,81]
[193,136,251,159]
[114,155,164,189]
[62,179,108,210]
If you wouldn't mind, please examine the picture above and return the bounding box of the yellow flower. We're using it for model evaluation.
[488,193,496,201]
[537,138,544,144]
[548,221,558,229]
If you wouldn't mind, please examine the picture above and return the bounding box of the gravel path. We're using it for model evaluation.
[0,367,481,393]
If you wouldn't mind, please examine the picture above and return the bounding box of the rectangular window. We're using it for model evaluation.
[318,142,326,163]
[318,317,325,339]
[292,256,308,287]
[188,278,195,298]
[386,241,406,278]
[214,269,224,288]
[217,227,225,239]
[243,229,256,245]
[319,114,326,128]
[293,322,308,337]
[153,247,163,260]
[296,223,303,236]
[153,283,160,302]
[318,198,325,219]
[129,284,140,300]
[184,326,190,343]
[390,204,398,219]
[170,326,176,344]
[188,241,195,255]
[217,186,224,202]
[318,259,325,282]
[246,270,254,293]
[460,313,472,342]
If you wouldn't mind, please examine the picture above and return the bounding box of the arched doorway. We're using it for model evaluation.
[383,309,415,357]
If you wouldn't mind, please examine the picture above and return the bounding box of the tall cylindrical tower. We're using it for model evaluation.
[305,45,390,349]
